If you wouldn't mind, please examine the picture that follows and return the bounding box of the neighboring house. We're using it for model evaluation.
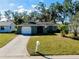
[68,24,79,33]
[0,21,15,32]
[17,22,58,35]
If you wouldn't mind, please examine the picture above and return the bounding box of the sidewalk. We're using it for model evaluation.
[0,55,79,59]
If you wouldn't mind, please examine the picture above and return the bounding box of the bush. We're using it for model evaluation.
[58,24,69,37]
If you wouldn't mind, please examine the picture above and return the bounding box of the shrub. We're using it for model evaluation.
[58,24,69,37]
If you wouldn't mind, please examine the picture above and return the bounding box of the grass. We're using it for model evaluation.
[27,33,79,56]
[0,33,16,48]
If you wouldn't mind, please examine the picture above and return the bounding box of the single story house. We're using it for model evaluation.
[17,22,58,35]
[0,21,15,32]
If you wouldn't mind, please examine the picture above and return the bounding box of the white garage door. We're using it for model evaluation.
[21,27,32,35]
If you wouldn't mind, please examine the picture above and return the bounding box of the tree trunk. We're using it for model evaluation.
[74,30,77,37]
[61,30,65,37]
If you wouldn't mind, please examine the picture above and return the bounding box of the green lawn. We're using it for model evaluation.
[27,33,79,56]
[0,33,16,48]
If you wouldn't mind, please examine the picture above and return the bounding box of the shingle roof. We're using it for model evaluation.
[0,21,14,26]
[19,22,57,27]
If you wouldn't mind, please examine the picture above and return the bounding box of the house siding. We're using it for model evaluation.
[43,26,47,34]
[0,26,12,32]
[0,23,15,32]
[43,26,58,34]
[31,26,37,34]
[10,23,15,32]
[19,25,58,35]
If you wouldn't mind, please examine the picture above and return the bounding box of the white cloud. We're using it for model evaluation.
[9,3,15,6]
[15,5,27,13]
[27,9,32,14]
[14,5,40,15]
[46,7,48,9]
[18,9,25,13]
[32,4,37,8]
[17,5,24,9]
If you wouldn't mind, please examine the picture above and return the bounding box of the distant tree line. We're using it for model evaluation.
[0,0,79,25]
[0,0,79,37]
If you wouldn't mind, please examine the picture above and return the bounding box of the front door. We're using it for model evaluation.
[37,26,43,34]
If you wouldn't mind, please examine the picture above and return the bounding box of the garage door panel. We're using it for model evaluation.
[21,27,31,35]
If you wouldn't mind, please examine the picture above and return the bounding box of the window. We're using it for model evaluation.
[10,26,11,29]
[1,26,4,30]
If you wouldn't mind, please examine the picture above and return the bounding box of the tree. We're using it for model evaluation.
[21,11,28,23]
[0,12,2,20]
[74,1,79,13]
[11,11,24,25]
[45,9,50,22]
[71,12,79,37]
[4,10,13,20]
[10,10,29,25]
[35,2,50,22]
[29,11,38,22]
[49,3,57,23]
[59,23,68,37]
[55,2,64,23]
[63,0,74,22]
[35,2,46,13]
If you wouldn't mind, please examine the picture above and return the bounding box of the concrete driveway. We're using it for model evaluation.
[0,35,30,59]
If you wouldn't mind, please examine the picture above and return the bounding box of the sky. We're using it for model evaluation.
[0,0,64,12]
